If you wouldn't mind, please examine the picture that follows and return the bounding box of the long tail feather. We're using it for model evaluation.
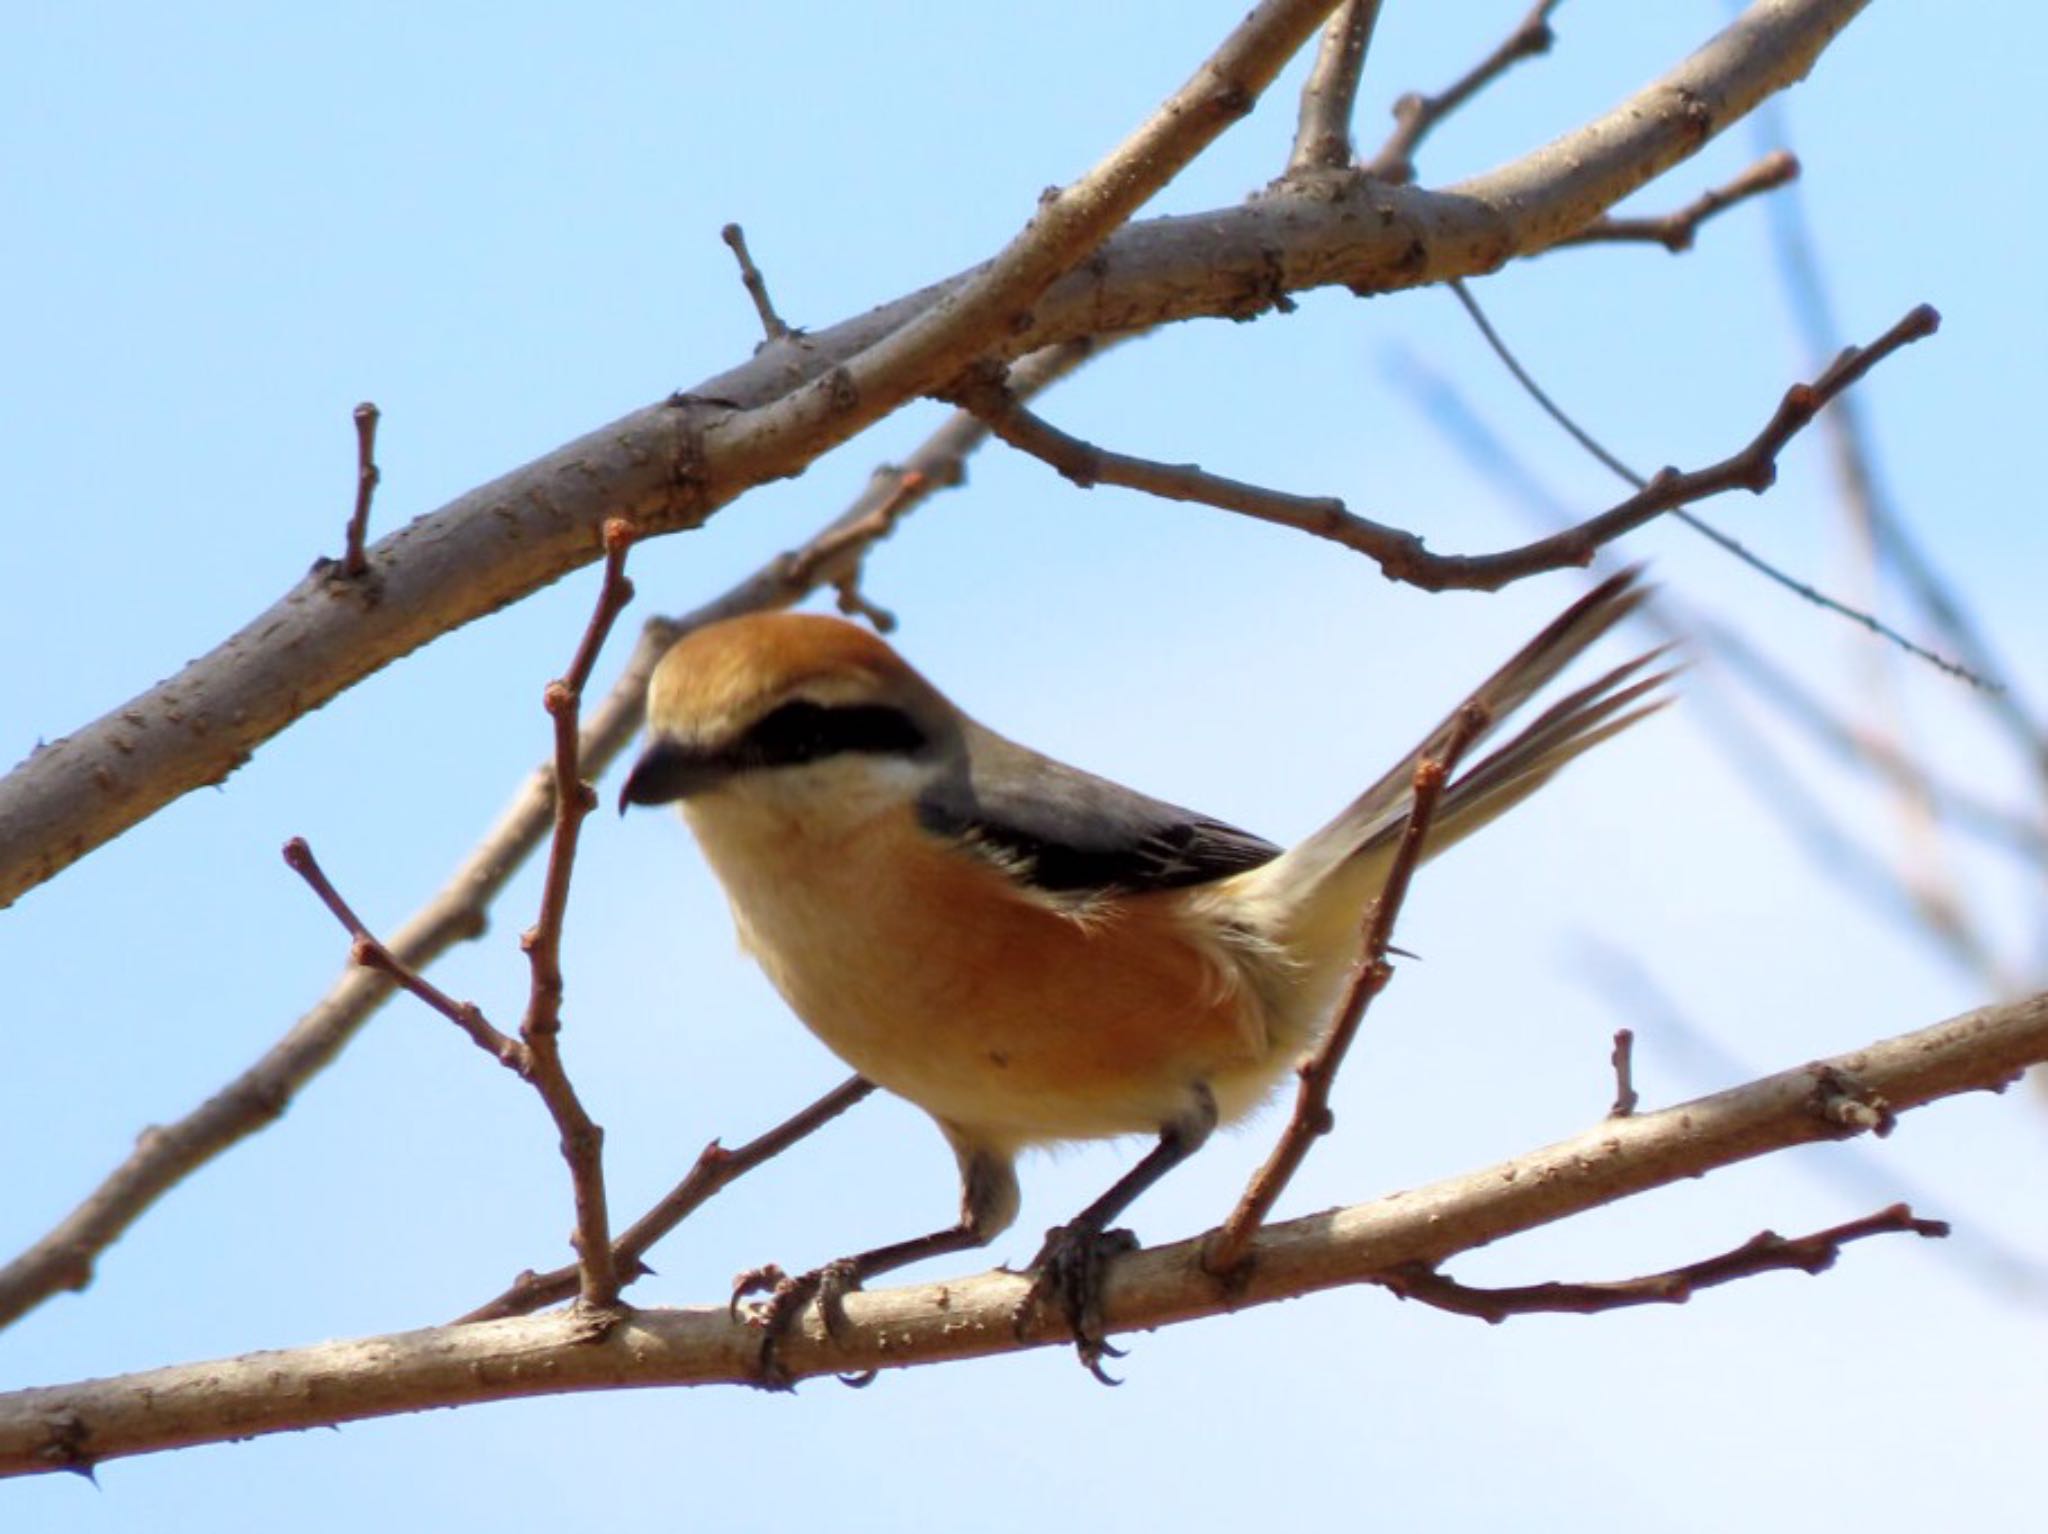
[1233,570,1667,961]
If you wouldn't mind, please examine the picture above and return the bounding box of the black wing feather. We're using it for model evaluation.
[916,727,1280,896]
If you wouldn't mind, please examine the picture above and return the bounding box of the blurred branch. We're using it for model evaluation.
[1752,102,2048,779]
[1383,341,2022,990]
[1447,279,1979,685]
[0,0,1875,908]
[955,304,1930,592]
[1697,615,2048,862]
[1363,0,1560,183]
[0,341,1097,1337]
[7,986,2042,1475]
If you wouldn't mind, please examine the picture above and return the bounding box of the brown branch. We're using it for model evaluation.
[1382,346,2027,989]
[0,347,1094,1338]
[1609,1028,1639,1117]
[0,0,1875,911]
[957,304,1932,593]
[1363,0,1559,183]
[1558,149,1799,251]
[281,838,524,1069]
[1378,1203,1947,1322]
[340,401,381,578]
[720,223,792,342]
[1286,0,1383,173]
[1206,705,1486,1276]
[460,1075,877,1323]
[5,988,2038,1476]
[515,520,640,1308]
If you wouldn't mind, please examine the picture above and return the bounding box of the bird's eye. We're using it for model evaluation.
[739,701,927,769]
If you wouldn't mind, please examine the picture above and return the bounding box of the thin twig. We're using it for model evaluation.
[956,307,1936,595]
[341,402,381,577]
[1449,283,1981,684]
[460,1075,877,1323]
[1577,939,2048,1301]
[721,223,793,342]
[1287,0,1384,173]
[281,838,526,1069]
[1381,343,2026,991]
[1205,704,1488,1277]
[515,519,641,1308]
[1376,1203,1947,1321]
[1608,1028,1639,1117]
[1363,0,1560,183]
[0,341,1098,1337]
[1558,150,1800,251]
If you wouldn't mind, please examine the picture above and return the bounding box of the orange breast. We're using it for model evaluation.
[690,799,1281,1145]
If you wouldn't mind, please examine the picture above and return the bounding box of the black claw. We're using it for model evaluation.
[729,1261,789,1319]
[731,1258,867,1387]
[1016,1222,1140,1381]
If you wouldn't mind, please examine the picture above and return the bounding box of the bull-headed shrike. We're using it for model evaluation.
[621,570,1664,1374]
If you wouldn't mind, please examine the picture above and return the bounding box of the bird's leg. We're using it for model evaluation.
[732,1143,1017,1387]
[1020,1085,1217,1383]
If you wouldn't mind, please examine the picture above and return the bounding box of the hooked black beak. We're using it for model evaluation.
[617,737,724,813]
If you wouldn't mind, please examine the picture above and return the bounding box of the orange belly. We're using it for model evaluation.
[689,799,1281,1144]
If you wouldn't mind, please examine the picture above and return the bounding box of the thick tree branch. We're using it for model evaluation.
[4,986,2037,1477]
[0,342,1094,1335]
[0,0,1872,910]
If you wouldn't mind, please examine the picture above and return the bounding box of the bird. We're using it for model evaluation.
[619,570,1665,1378]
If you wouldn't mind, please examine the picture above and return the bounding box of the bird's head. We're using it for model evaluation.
[619,611,956,825]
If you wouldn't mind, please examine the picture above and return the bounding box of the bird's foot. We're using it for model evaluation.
[1014,1222,1140,1385]
[729,1257,864,1389]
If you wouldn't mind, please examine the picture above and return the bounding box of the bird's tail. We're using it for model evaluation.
[1231,570,1670,965]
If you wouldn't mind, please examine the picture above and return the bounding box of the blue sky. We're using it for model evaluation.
[4,4,2044,1529]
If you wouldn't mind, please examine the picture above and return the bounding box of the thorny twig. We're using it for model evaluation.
[289,521,642,1309]
[1377,1203,1947,1321]
[516,518,641,1306]
[282,838,524,1070]
[1205,704,1488,1276]
[460,1076,877,1322]
[956,307,1937,594]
